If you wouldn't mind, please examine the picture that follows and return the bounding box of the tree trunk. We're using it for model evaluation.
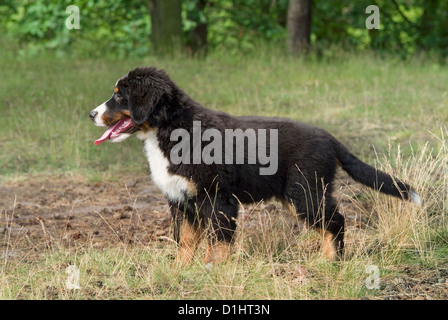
[187,0,208,58]
[417,0,437,52]
[148,0,183,55]
[287,0,312,55]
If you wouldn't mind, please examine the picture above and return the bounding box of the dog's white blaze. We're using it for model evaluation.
[92,102,107,127]
[140,129,193,202]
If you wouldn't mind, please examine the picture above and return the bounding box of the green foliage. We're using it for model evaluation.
[205,0,288,51]
[2,0,151,57]
[313,0,448,61]
[0,0,447,59]
[182,0,288,54]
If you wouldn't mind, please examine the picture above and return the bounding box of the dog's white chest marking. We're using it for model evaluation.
[139,129,195,203]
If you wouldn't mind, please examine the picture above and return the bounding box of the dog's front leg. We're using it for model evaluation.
[204,241,231,265]
[171,204,203,265]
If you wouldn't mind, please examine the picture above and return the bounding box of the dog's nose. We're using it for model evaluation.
[89,110,98,121]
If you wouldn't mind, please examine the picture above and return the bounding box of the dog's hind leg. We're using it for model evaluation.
[318,204,345,260]
[284,183,345,260]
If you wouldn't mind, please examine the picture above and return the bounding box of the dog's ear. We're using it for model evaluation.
[128,75,163,125]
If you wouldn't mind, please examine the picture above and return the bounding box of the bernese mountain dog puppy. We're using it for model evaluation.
[90,67,421,264]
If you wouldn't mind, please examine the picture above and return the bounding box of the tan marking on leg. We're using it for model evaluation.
[322,231,337,261]
[178,222,203,265]
[204,242,231,264]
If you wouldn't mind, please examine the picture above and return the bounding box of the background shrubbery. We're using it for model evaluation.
[1,0,448,60]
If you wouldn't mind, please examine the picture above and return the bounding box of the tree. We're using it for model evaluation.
[186,0,208,58]
[148,0,183,55]
[286,0,312,55]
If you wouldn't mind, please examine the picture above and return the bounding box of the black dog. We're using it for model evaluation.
[90,67,421,264]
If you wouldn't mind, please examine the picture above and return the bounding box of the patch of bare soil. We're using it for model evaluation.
[0,171,364,259]
[0,174,172,258]
[377,265,448,300]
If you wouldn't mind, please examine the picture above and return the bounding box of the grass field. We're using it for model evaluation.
[1,45,448,300]
[2,46,448,178]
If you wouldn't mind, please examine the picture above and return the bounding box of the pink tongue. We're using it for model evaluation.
[94,118,131,146]
[94,126,116,146]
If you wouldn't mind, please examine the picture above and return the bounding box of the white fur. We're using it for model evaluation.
[92,101,108,127]
[110,133,132,143]
[411,191,422,206]
[138,129,194,203]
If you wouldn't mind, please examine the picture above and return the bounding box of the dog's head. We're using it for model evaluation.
[90,67,179,145]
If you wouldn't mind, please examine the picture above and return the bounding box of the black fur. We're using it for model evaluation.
[93,67,417,260]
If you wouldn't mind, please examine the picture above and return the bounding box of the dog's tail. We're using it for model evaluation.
[332,138,421,205]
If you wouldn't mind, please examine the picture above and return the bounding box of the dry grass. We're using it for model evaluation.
[1,135,447,299]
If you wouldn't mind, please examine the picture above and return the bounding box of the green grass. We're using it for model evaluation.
[0,246,372,299]
[1,46,448,179]
[1,45,448,300]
